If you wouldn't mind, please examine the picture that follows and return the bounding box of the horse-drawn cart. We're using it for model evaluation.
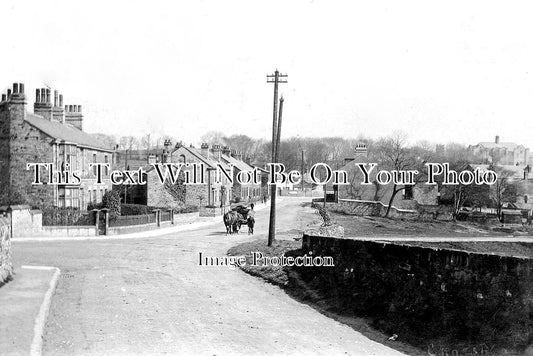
[223,204,255,235]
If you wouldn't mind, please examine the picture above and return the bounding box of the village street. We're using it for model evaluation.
[12,198,403,356]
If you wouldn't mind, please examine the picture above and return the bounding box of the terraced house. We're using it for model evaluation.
[0,82,114,209]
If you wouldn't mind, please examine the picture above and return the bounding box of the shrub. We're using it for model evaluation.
[102,190,121,220]
[177,205,198,214]
[42,206,90,226]
[121,204,153,216]
[87,202,104,211]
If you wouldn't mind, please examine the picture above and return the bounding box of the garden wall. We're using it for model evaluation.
[0,216,12,284]
[297,234,533,352]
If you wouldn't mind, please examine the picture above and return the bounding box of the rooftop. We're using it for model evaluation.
[26,113,113,152]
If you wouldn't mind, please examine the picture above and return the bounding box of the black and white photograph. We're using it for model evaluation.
[2,1,533,355]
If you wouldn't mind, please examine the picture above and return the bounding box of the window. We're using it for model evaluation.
[104,155,109,176]
[58,187,79,208]
[525,195,529,204]
[404,186,413,200]
[93,153,97,176]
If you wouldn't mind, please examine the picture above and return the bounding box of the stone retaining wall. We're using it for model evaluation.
[297,234,533,352]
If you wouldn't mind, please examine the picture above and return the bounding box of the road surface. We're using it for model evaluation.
[13,198,403,355]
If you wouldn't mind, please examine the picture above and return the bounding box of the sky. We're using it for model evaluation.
[1,1,533,148]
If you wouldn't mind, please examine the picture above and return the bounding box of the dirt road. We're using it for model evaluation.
[13,198,403,355]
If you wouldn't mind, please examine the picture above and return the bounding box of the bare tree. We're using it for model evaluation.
[374,132,423,218]
[489,166,520,220]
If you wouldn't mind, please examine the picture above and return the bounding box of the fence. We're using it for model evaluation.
[109,213,157,227]
[160,210,172,223]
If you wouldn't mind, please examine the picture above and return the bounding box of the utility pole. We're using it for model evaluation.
[266,70,287,247]
[301,149,305,193]
[275,97,284,162]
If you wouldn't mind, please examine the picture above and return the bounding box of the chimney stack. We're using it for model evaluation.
[201,143,209,158]
[222,146,231,156]
[344,143,368,164]
[65,103,83,130]
[5,82,26,103]
[52,90,65,123]
[1,83,27,122]
[495,135,500,144]
[34,87,53,120]
[211,144,221,161]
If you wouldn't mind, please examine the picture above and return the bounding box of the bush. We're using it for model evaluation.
[42,207,92,226]
[102,191,121,220]
[87,202,104,211]
[176,205,198,214]
[121,204,153,216]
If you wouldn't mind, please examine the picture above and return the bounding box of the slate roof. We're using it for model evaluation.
[172,146,231,170]
[26,113,112,151]
[220,154,254,172]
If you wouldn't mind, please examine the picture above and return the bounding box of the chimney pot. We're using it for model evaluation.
[12,83,18,94]
[59,94,63,107]
[19,83,24,94]
[495,135,500,144]
[54,90,58,107]
[36,89,40,103]
[46,89,51,103]
[7,89,11,99]
[1,94,5,101]
[78,105,81,112]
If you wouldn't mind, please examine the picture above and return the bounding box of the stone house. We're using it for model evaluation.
[334,144,439,209]
[145,143,233,208]
[472,164,533,213]
[0,83,114,210]
[219,147,262,202]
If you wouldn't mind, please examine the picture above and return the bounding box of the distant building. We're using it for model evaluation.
[0,83,114,209]
[470,136,529,166]
[334,143,439,209]
[219,146,262,202]
[145,143,233,208]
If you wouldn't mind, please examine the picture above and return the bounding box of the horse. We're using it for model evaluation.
[223,211,244,235]
[247,215,255,235]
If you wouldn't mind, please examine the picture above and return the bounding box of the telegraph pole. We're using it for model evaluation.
[275,97,284,162]
[266,70,287,246]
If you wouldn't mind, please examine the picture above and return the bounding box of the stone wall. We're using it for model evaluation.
[41,226,98,237]
[0,205,97,238]
[298,234,533,352]
[0,205,43,237]
[0,216,12,284]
